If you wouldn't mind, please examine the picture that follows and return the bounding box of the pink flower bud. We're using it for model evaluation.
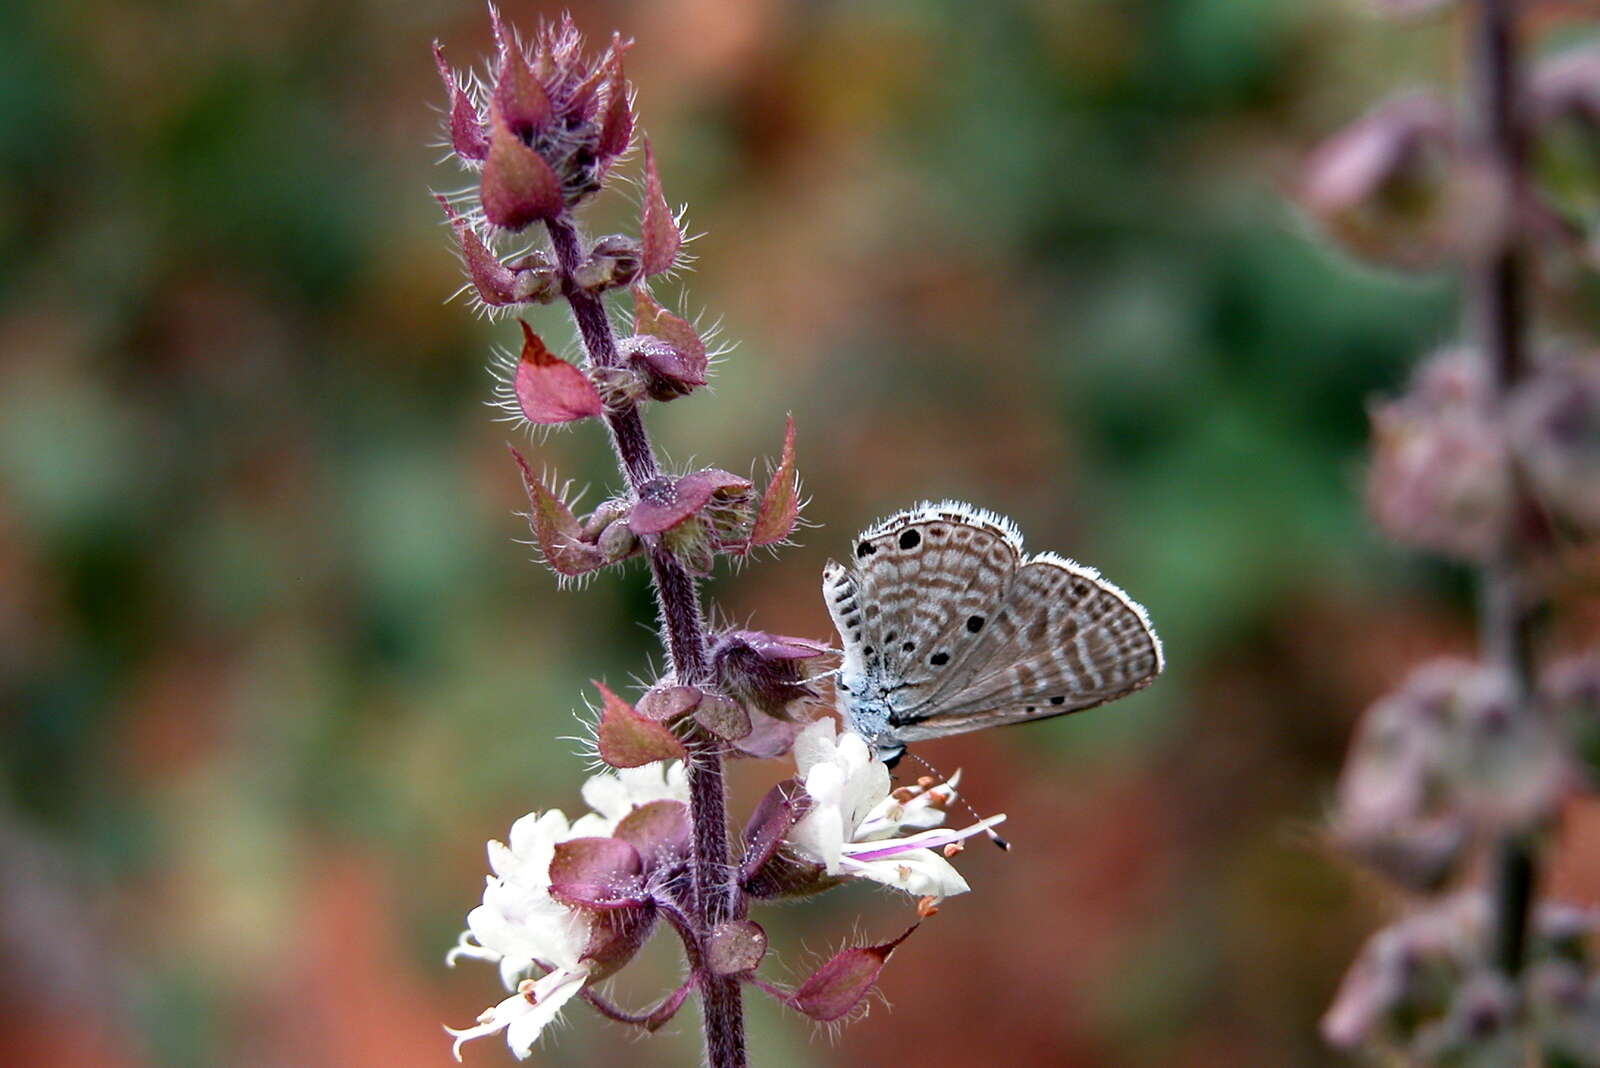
[573,235,643,293]
[623,336,706,401]
[706,920,767,976]
[786,926,916,1022]
[593,681,688,768]
[630,287,708,381]
[513,321,605,424]
[639,137,683,276]
[432,42,488,162]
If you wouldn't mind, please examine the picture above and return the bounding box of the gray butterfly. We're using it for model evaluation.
[824,501,1164,765]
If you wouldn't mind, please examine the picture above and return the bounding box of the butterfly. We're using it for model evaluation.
[823,501,1163,765]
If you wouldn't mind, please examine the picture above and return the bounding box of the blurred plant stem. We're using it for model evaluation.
[544,214,747,1068]
[1468,0,1537,979]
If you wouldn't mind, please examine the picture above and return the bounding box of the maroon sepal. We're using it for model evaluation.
[548,836,646,909]
[629,470,752,535]
[481,101,565,230]
[707,920,768,976]
[513,321,604,424]
[787,926,918,1022]
[510,449,607,577]
[639,137,683,276]
[432,42,488,162]
[612,800,691,872]
[436,195,516,305]
[490,6,553,136]
[594,681,689,768]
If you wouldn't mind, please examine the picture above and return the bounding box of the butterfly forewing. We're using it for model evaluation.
[847,507,1022,707]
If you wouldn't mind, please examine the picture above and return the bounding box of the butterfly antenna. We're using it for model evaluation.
[901,752,1010,851]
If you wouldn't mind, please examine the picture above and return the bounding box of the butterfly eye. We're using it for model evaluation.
[898,529,921,550]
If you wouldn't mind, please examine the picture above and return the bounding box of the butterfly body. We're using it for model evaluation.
[824,501,1163,764]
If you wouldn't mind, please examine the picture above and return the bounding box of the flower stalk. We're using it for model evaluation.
[1467,0,1539,982]
[544,186,746,1068]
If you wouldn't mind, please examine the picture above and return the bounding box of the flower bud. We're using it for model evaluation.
[1300,92,1471,271]
[456,13,637,228]
[596,517,641,564]
[630,287,708,390]
[629,470,754,577]
[710,629,829,721]
[579,498,632,541]
[623,336,705,401]
[1367,348,1511,561]
[573,235,643,293]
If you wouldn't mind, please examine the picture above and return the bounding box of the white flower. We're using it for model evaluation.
[788,720,1004,900]
[445,760,688,1060]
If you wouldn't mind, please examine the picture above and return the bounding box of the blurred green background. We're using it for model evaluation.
[4,1,1581,1065]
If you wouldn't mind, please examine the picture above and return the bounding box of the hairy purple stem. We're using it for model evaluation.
[1468,0,1538,978]
[544,215,746,1068]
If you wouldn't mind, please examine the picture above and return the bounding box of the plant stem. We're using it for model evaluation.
[545,215,747,1068]
[1468,0,1538,979]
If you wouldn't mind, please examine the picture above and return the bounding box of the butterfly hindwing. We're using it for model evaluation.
[893,552,1161,740]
